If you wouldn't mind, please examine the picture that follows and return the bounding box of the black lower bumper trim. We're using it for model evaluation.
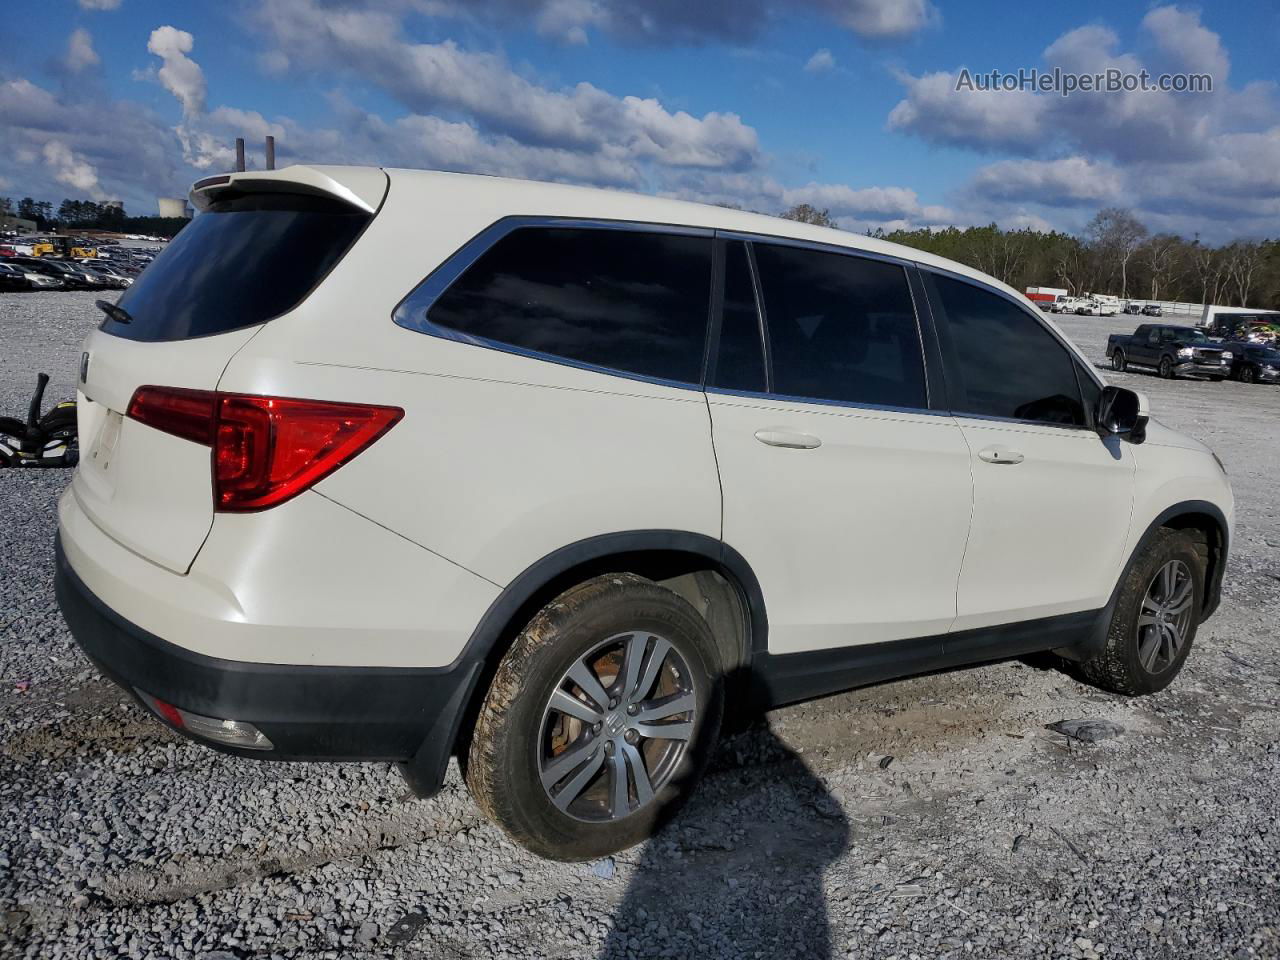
[54,534,476,794]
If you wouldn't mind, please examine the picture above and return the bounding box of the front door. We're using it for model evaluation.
[920,271,1136,632]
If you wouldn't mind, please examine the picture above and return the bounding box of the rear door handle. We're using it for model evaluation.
[977,446,1024,465]
[754,429,821,450]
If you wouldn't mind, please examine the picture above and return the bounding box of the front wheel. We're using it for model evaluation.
[1240,366,1257,384]
[1158,356,1175,379]
[1111,350,1127,372]
[1081,529,1203,695]
[466,574,723,861]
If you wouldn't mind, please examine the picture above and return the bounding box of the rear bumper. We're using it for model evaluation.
[54,534,480,795]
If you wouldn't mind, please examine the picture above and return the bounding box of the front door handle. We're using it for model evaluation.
[754,429,821,450]
[977,446,1024,465]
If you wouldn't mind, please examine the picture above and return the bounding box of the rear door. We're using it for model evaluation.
[920,271,1135,631]
[706,239,972,656]
[73,170,384,573]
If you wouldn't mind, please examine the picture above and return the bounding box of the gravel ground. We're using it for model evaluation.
[2,292,1278,960]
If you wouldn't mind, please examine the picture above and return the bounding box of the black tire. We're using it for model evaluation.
[1111,350,1127,372]
[1158,355,1175,379]
[1080,529,1204,695]
[0,417,25,467]
[1240,365,1257,384]
[466,573,724,861]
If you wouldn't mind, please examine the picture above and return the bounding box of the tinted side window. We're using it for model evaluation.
[711,241,767,393]
[927,274,1086,426]
[428,227,712,384]
[752,244,926,408]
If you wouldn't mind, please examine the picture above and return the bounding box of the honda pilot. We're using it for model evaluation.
[56,166,1233,860]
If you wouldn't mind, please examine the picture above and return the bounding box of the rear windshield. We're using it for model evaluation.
[104,193,371,342]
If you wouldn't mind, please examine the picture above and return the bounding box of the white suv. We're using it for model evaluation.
[56,166,1233,861]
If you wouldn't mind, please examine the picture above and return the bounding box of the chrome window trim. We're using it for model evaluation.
[391,216,715,392]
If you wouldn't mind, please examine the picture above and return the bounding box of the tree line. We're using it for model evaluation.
[0,196,188,239]
[780,204,1280,310]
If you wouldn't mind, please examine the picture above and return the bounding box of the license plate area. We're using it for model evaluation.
[90,410,123,472]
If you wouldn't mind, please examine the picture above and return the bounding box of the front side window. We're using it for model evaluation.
[427,227,712,384]
[926,273,1087,426]
[751,243,926,409]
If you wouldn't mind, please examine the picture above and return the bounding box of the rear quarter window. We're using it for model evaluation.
[425,226,713,384]
[104,193,371,342]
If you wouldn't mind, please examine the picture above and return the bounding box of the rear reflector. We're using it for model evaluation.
[126,386,402,512]
[135,689,274,750]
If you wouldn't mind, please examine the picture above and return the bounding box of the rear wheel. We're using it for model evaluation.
[466,574,723,861]
[1158,355,1175,379]
[1081,529,1203,695]
[1111,350,1127,372]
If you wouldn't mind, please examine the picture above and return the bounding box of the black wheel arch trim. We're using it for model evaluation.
[1056,499,1228,662]
[401,529,770,794]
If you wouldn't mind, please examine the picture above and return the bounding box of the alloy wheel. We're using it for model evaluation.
[1137,559,1194,674]
[537,631,697,822]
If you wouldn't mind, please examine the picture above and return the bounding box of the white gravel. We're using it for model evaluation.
[1,293,1278,959]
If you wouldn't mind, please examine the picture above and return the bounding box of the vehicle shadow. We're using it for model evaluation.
[598,718,849,959]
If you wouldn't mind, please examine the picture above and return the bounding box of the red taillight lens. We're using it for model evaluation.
[126,386,217,446]
[213,394,402,511]
[126,386,402,512]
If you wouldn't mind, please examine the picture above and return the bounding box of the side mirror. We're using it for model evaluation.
[1096,386,1147,444]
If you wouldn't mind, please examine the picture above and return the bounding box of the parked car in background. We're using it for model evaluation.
[1107,324,1233,380]
[1142,304,1163,317]
[9,257,95,290]
[1124,303,1143,315]
[0,262,33,291]
[1229,344,1280,384]
[56,165,1233,861]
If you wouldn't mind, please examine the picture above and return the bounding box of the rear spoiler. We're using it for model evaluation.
[189,166,387,214]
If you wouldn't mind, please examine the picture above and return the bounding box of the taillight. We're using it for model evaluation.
[126,386,402,512]
[127,386,216,445]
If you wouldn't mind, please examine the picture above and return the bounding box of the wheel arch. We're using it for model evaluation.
[1059,499,1228,663]
[399,531,768,795]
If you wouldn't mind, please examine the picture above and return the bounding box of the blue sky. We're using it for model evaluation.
[3,0,1278,240]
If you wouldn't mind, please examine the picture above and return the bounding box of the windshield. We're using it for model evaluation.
[106,193,371,342]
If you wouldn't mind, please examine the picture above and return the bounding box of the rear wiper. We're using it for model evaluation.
[95,300,132,325]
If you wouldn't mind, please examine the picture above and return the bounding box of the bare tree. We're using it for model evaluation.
[1143,234,1181,301]
[1224,241,1264,306]
[1087,208,1148,298]
[780,203,835,228]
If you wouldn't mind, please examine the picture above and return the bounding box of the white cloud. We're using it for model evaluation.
[77,0,122,9]
[969,157,1124,207]
[147,26,207,117]
[42,141,104,197]
[826,0,938,39]
[65,29,100,73]
[253,0,761,174]
[805,49,836,74]
[888,69,1047,152]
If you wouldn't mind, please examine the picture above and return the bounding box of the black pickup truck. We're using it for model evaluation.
[1106,324,1233,380]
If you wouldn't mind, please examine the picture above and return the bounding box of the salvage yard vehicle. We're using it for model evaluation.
[1107,324,1233,380]
[56,166,1233,861]
[1229,344,1280,384]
